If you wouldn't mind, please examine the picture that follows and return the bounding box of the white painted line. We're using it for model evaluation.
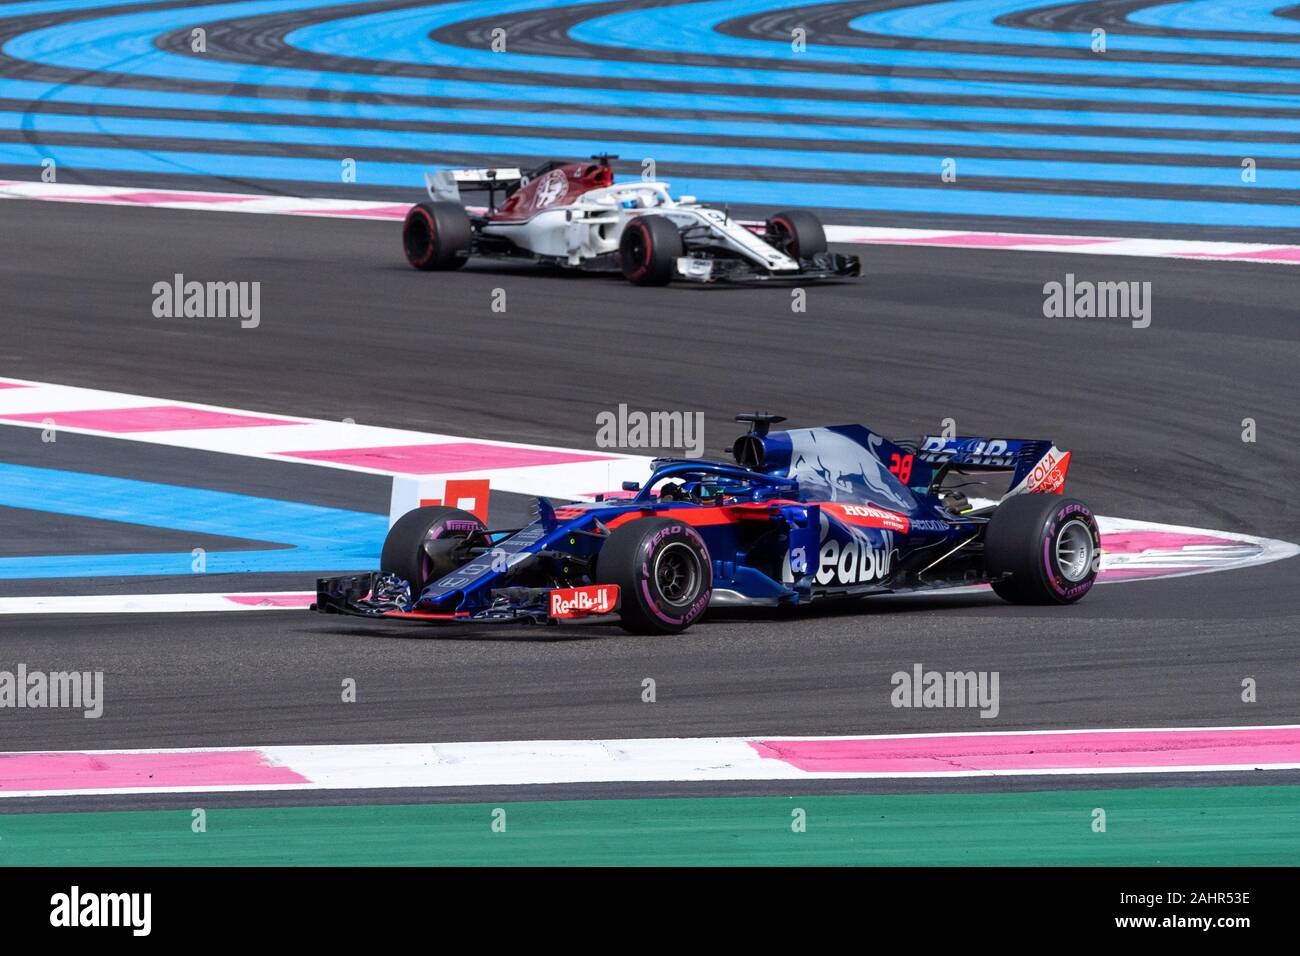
[3,180,1296,264]
[0,179,410,221]
[1094,515,1296,581]
[0,375,650,498]
[0,592,312,614]
[5,509,1294,615]
[3,725,1297,798]
[824,225,1300,264]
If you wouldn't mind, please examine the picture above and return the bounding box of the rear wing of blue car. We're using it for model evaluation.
[727,418,1073,507]
[917,436,1072,498]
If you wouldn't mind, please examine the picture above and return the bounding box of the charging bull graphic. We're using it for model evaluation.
[785,427,916,513]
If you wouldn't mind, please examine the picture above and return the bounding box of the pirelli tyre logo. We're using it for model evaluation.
[549,584,619,619]
[816,533,894,586]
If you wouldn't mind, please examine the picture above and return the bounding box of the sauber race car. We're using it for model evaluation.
[313,415,1099,635]
[400,155,860,284]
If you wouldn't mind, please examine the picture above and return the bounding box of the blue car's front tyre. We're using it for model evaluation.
[380,505,484,593]
[599,517,712,634]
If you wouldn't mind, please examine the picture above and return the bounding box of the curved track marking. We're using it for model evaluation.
[6,180,1300,262]
[0,1,1297,232]
[4,726,1299,797]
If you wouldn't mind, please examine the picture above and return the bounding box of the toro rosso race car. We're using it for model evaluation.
[401,155,860,284]
[313,415,1100,635]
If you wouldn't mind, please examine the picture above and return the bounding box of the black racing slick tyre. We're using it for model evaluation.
[380,505,484,592]
[619,215,684,286]
[403,201,473,271]
[766,209,828,260]
[599,517,712,634]
[984,495,1101,605]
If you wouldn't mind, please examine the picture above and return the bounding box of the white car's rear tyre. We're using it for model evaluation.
[619,216,683,286]
[403,201,472,271]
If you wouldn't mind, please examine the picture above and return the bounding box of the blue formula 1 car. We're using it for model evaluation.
[313,415,1101,634]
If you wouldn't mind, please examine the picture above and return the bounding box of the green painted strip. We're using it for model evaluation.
[2,785,1297,866]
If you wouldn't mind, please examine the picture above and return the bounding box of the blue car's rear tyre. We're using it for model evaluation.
[619,216,683,286]
[381,505,484,592]
[984,495,1100,604]
[403,201,472,271]
[599,517,712,633]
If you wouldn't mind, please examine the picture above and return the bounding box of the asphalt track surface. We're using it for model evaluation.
[1,199,1298,811]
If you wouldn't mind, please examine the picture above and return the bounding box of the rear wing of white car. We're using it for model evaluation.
[425,168,523,204]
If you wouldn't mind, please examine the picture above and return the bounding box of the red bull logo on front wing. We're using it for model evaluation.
[549,584,620,619]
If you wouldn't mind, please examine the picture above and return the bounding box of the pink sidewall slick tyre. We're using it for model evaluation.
[598,517,712,634]
[381,505,485,592]
[984,495,1101,604]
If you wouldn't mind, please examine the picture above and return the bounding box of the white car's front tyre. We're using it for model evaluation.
[619,216,684,286]
[766,210,828,261]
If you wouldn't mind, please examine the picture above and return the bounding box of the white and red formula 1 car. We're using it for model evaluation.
[401,155,860,285]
